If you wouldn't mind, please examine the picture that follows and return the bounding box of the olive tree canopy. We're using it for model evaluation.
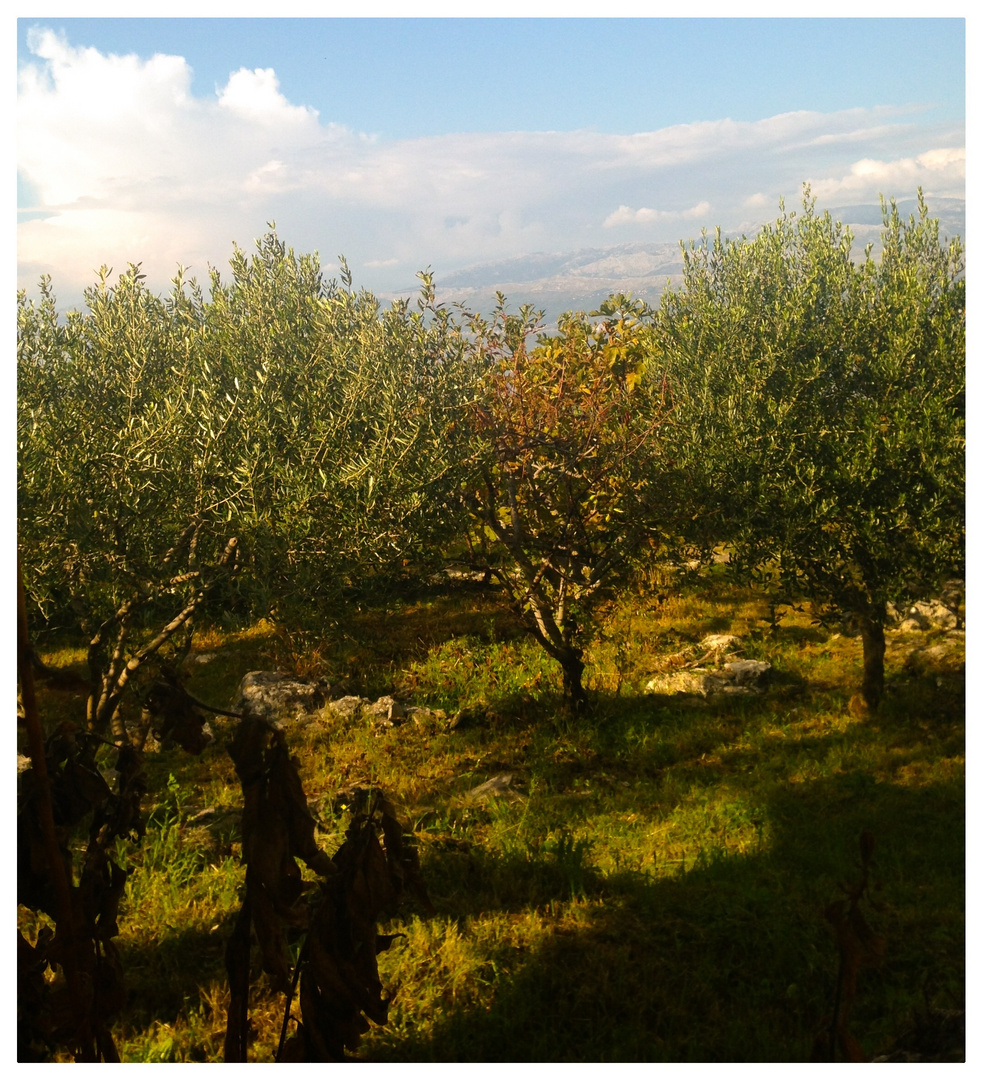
[656,190,964,709]
[18,232,475,738]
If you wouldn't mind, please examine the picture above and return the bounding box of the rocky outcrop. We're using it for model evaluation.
[324,695,371,721]
[324,695,413,732]
[233,671,332,726]
[644,634,772,698]
[234,673,453,736]
[895,600,959,632]
[888,579,963,632]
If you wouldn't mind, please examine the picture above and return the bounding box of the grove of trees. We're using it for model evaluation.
[18,236,476,742]
[16,191,964,1058]
[18,192,964,724]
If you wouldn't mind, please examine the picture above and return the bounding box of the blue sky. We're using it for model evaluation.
[16,9,966,307]
[15,17,966,137]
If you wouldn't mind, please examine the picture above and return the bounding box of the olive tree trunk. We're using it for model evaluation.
[857,613,886,712]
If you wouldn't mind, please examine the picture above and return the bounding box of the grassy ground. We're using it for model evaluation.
[19,573,965,1062]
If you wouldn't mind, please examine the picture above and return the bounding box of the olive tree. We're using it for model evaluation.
[18,266,241,739]
[656,190,964,710]
[466,295,673,709]
[181,235,475,616]
[18,231,475,740]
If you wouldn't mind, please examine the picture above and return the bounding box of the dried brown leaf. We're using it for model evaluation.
[250,878,295,993]
[859,828,876,869]
[224,721,428,1062]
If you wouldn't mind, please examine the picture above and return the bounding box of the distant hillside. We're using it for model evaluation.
[384,197,964,328]
[430,241,685,327]
[828,195,964,233]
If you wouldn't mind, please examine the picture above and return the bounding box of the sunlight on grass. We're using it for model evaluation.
[23,573,964,1062]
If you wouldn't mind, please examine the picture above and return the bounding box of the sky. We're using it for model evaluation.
[15,7,967,309]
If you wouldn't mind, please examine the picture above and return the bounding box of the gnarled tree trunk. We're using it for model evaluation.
[857,612,886,712]
[558,646,587,713]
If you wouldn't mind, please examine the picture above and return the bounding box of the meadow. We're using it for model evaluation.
[20,568,965,1062]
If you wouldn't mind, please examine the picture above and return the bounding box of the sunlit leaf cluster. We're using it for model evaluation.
[18,233,476,639]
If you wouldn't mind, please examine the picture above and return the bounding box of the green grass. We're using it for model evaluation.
[19,574,964,1061]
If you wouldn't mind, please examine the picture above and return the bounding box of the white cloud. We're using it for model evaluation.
[808,147,966,202]
[16,32,964,305]
[593,108,919,172]
[218,67,318,127]
[807,123,920,148]
[604,201,711,227]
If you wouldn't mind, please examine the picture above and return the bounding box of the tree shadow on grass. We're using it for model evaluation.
[114,917,237,1030]
[105,658,963,1062]
[367,708,964,1062]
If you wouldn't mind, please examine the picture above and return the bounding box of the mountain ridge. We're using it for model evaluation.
[382,197,965,326]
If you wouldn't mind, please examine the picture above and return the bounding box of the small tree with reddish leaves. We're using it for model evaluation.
[467,296,672,710]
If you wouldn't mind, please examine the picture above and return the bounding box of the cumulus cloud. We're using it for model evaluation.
[17,30,965,305]
[218,67,318,127]
[604,201,711,227]
[808,147,966,202]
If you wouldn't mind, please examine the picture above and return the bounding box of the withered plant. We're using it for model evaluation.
[224,710,430,1062]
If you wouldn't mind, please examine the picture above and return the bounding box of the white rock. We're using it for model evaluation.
[646,670,714,696]
[723,659,772,686]
[326,695,371,720]
[233,671,330,725]
[700,633,742,652]
[646,657,771,697]
[364,695,407,723]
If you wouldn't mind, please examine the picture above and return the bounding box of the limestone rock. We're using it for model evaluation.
[233,671,331,726]
[363,695,408,731]
[364,695,406,722]
[325,695,371,721]
[723,659,772,687]
[892,582,963,632]
[902,633,965,678]
[465,773,524,803]
[404,706,447,730]
[701,633,742,653]
[646,670,715,696]
[907,600,957,631]
[649,633,744,677]
[645,637,771,698]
